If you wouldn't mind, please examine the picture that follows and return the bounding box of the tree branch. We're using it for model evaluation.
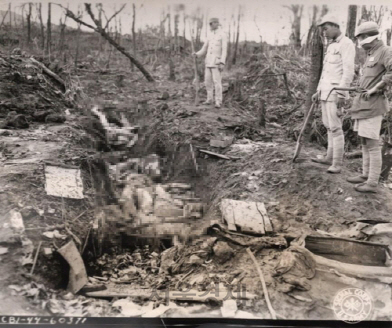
[104,4,126,31]
[55,3,96,31]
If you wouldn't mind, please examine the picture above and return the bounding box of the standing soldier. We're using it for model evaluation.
[347,22,392,193]
[311,15,355,174]
[193,17,228,108]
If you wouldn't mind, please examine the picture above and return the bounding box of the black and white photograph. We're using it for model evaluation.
[0,0,392,325]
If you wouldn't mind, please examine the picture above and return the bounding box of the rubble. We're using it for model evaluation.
[0,210,25,243]
[213,241,234,264]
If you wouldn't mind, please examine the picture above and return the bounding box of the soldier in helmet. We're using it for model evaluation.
[311,15,356,174]
[346,22,392,193]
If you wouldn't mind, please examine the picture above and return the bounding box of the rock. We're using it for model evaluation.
[33,110,51,122]
[159,103,169,111]
[0,210,25,243]
[0,247,9,255]
[20,206,38,220]
[12,48,22,55]
[136,188,154,214]
[45,114,66,123]
[158,91,170,100]
[43,248,53,256]
[0,129,12,136]
[213,241,234,264]
[188,254,204,265]
[221,299,238,317]
[1,112,29,129]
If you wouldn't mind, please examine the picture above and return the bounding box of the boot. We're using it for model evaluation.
[311,131,333,165]
[355,182,378,193]
[327,129,344,174]
[347,175,367,184]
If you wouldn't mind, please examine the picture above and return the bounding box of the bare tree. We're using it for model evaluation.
[285,5,304,49]
[74,6,83,68]
[359,5,371,24]
[232,6,241,65]
[59,14,68,58]
[346,5,357,40]
[46,3,52,57]
[0,5,10,28]
[36,3,45,49]
[304,25,324,115]
[59,4,154,82]
[27,3,32,44]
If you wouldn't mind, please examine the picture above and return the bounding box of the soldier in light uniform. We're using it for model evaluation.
[193,17,228,108]
[311,15,355,174]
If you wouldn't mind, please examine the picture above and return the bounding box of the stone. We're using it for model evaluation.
[188,254,204,265]
[33,110,51,122]
[43,248,53,256]
[213,241,234,264]
[0,210,25,243]
[158,91,170,100]
[221,299,238,317]
[1,112,29,129]
[136,188,154,214]
[45,114,66,123]
[159,103,169,111]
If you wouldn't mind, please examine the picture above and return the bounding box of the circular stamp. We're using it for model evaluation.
[333,288,373,323]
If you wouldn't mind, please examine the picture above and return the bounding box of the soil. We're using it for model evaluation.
[0,52,391,320]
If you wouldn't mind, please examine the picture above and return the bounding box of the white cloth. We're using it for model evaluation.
[353,115,383,140]
[196,27,228,68]
[317,34,355,101]
[205,67,222,104]
[359,35,379,47]
[321,99,342,132]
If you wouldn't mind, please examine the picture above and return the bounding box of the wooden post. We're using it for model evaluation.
[258,99,266,128]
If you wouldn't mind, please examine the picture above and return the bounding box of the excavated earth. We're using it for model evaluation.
[0,52,392,320]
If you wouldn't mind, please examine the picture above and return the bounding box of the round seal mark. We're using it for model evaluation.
[333,288,372,323]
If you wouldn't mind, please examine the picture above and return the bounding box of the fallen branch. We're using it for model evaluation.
[246,248,277,319]
[314,254,392,284]
[30,57,66,90]
[29,241,42,276]
[65,225,82,246]
[199,149,232,160]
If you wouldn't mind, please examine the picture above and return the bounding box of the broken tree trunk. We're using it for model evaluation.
[26,3,32,44]
[37,3,45,50]
[258,98,266,128]
[61,4,154,82]
[189,21,200,105]
[30,58,66,91]
[346,5,358,41]
[46,2,52,57]
[303,24,323,118]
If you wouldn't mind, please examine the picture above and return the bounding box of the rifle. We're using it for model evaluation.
[325,68,387,101]
[292,100,318,162]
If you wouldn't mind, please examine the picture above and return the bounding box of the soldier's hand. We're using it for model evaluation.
[192,52,197,57]
[311,92,319,103]
[218,63,225,72]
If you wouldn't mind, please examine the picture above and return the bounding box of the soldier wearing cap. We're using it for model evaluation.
[311,15,356,174]
[346,22,392,193]
[193,17,228,108]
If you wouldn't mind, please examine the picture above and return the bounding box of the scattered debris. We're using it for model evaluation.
[220,199,273,234]
[45,165,84,199]
[199,149,233,160]
[220,299,238,317]
[42,230,67,239]
[29,241,42,276]
[57,240,88,294]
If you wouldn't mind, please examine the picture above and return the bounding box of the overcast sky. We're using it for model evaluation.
[1,0,392,45]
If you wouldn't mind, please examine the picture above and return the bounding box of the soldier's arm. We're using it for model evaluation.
[195,40,209,57]
[220,31,228,64]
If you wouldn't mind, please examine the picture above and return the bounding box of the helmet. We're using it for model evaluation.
[355,21,379,37]
[318,15,340,27]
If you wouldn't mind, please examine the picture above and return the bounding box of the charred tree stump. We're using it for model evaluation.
[258,98,266,128]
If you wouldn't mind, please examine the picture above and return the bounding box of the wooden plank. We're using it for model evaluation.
[305,235,388,266]
[314,254,392,284]
[85,284,256,301]
[220,199,273,235]
[199,149,232,160]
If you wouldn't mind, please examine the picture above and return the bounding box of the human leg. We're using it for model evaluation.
[211,68,222,107]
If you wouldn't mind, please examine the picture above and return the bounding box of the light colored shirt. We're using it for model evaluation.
[317,34,355,101]
[196,27,228,68]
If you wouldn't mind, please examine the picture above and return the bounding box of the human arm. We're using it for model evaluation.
[195,40,208,58]
[363,48,392,99]
[337,40,355,101]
